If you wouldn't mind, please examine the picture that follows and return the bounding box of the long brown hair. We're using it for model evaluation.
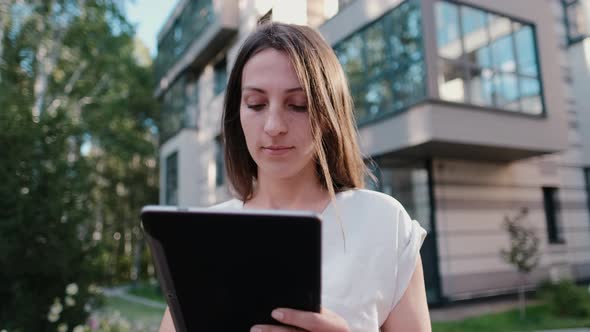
[222,22,366,202]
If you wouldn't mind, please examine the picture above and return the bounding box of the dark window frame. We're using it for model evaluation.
[543,187,565,244]
[165,151,179,205]
[215,136,224,187]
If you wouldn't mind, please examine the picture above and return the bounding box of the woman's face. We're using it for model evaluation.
[240,48,316,182]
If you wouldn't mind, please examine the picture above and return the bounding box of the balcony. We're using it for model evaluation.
[320,0,568,162]
[155,0,238,97]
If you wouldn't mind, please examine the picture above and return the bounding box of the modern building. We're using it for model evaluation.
[154,0,590,305]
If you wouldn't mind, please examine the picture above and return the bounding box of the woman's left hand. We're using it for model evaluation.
[250,307,349,332]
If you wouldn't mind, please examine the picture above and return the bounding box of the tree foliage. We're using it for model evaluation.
[0,0,159,329]
[500,207,541,319]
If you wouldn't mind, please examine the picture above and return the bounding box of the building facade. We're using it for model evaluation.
[155,0,590,304]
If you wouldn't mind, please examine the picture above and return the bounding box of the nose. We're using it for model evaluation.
[263,106,288,136]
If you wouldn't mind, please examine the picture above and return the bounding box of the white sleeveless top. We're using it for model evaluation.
[212,189,426,332]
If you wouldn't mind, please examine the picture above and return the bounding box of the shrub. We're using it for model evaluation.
[539,280,590,318]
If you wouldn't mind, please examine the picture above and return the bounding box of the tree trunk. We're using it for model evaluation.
[0,0,13,81]
[32,0,67,121]
[519,273,527,320]
[131,237,144,287]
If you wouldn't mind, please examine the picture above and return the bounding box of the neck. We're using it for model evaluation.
[247,166,330,213]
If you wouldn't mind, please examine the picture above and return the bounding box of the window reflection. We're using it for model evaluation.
[439,60,465,102]
[436,2,461,60]
[435,1,543,115]
[494,73,520,111]
[514,24,538,77]
[335,0,426,123]
[161,76,188,143]
[155,0,214,82]
[461,7,488,58]
[366,79,393,117]
[520,78,542,114]
[563,0,589,43]
[491,34,516,72]
[468,67,494,107]
[365,23,387,78]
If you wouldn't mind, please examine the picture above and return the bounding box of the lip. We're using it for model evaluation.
[262,146,294,156]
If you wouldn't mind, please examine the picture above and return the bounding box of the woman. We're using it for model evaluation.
[159,22,431,332]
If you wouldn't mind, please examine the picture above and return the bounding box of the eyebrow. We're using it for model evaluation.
[242,86,304,93]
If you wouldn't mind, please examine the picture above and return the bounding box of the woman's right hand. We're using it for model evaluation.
[159,306,349,332]
[159,307,176,332]
[250,307,349,332]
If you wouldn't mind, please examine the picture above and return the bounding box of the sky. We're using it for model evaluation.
[125,0,178,56]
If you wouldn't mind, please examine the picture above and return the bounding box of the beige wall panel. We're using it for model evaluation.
[445,256,511,275]
[441,233,510,258]
[434,159,561,188]
[570,250,590,263]
[560,167,587,188]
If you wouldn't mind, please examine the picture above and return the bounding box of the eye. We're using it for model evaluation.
[288,104,308,112]
[246,104,266,111]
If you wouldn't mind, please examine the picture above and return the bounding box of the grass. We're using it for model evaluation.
[127,282,165,303]
[100,296,165,327]
[432,304,590,332]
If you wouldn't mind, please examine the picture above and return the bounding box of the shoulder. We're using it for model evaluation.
[337,189,406,216]
[209,198,243,210]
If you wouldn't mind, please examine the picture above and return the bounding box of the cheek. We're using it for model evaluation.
[239,109,256,148]
[292,117,314,146]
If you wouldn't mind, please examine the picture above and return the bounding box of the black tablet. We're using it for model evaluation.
[140,206,322,332]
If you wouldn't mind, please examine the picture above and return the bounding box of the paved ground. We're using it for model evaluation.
[429,296,538,322]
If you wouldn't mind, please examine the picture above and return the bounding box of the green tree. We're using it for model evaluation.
[0,0,159,329]
[500,207,541,320]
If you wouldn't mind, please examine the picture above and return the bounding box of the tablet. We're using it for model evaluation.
[140,205,322,332]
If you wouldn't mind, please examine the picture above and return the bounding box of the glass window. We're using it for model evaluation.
[519,78,542,114]
[435,1,543,115]
[365,23,387,78]
[376,160,440,303]
[490,34,516,72]
[461,6,488,61]
[543,187,564,244]
[155,0,214,83]
[467,67,494,107]
[215,137,224,187]
[563,0,589,43]
[514,24,538,77]
[161,76,188,143]
[335,0,426,124]
[214,57,227,96]
[165,152,178,205]
[436,1,461,60]
[365,79,393,117]
[439,60,465,102]
[338,35,364,78]
[494,72,520,111]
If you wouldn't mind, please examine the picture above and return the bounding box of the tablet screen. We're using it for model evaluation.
[141,207,321,332]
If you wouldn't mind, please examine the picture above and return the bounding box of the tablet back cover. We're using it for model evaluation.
[141,207,321,332]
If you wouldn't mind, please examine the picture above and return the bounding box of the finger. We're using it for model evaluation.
[270,308,324,331]
[250,324,303,332]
